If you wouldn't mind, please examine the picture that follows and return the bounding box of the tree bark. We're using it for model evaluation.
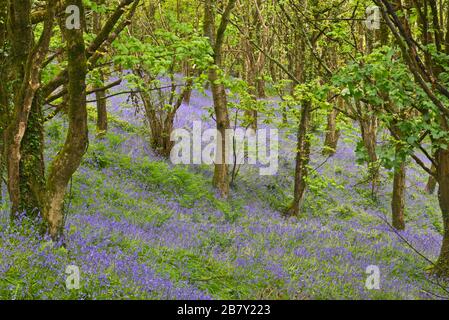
[44,0,88,240]
[425,164,437,194]
[241,0,267,130]
[209,67,231,198]
[391,146,406,230]
[96,86,108,135]
[18,92,46,217]
[323,106,340,156]
[256,77,266,98]
[5,0,54,218]
[435,146,449,276]
[5,0,33,216]
[359,111,379,195]
[93,4,108,136]
[0,0,8,202]
[243,51,258,130]
[204,0,236,199]
[182,61,193,105]
[286,101,311,217]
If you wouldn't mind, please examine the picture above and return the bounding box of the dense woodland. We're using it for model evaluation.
[1,0,449,299]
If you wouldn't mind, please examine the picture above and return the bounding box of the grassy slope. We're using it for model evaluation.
[0,94,447,300]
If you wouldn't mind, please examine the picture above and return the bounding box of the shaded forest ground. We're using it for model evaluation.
[0,83,447,299]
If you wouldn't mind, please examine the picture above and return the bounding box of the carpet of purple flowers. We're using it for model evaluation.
[0,85,447,300]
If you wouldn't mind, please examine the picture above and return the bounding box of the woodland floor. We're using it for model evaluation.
[0,83,447,300]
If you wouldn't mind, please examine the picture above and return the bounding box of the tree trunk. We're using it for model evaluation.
[93,5,107,136]
[286,101,311,217]
[425,164,437,194]
[243,67,258,130]
[282,108,288,124]
[257,78,266,98]
[435,147,449,276]
[209,67,231,198]
[96,87,108,135]
[360,113,379,195]
[204,0,236,199]
[391,148,406,230]
[182,61,193,105]
[18,93,46,218]
[242,32,258,130]
[6,0,54,218]
[44,0,88,240]
[323,107,340,156]
[0,0,8,204]
[5,0,33,217]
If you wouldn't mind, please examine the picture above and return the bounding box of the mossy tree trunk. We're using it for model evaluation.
[323,106,340,157]
[0,0,9,202]
[284,0,317,217]
[425,163,437,194]
[43,0,88,240]
[391,144,406,231]
[5,0,55,218]
[204,0,237,199]
[359,111,379,196]
[2,0,137,240]
[18,93,46,218]
[241,0,268,130]
[435,146,449,276]
[182,61,194,105]
[93,3,108,136]
[286,101,311,217]
[243,42,258,130]
[95,74,108,136]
